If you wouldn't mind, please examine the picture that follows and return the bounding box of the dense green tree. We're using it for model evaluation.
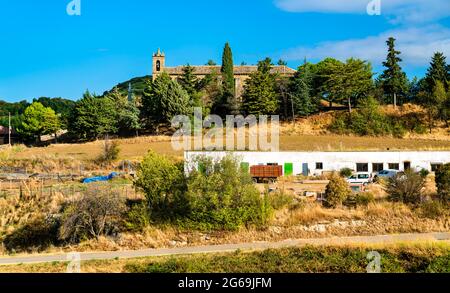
[221,42,238,114]
[18,102,60,142]
[288,62,318,117]
[68,91,118,140]
[179,64,199,96]
[206,60,217,66]
[314,58,344,107]
[33,97,75,129]
[379,37,408,107]
[322,58,373,112]
[431,81,447,131]
[141,73,190,125]
[242,58,279,115]
[0,100,29,116]
[424,52,448,92]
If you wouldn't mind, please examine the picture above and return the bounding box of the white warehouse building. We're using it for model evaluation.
[185,151,450,176]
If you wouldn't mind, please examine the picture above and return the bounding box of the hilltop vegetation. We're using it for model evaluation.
[1,40,449,145]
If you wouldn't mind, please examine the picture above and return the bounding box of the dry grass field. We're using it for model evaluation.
[1,134,449,164]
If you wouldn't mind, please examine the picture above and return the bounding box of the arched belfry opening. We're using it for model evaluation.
[152,48,165,80]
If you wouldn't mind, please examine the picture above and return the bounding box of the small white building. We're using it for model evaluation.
[185,151,450,176]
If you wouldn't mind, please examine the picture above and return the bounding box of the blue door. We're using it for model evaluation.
[302,163,308,176]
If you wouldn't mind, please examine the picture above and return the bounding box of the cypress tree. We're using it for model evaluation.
[221,42,238,114]
[379,37,408,107]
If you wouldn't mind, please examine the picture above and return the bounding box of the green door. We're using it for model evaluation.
[284,163,293,176]
[240,162,250,173]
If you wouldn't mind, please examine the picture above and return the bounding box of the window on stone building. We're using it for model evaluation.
[388,163,400,170]
[156,60,161,71]
[356,163,368,172]
[372,163,384,172]
[431,163,443,172]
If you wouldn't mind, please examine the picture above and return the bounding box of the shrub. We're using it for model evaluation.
[324,173,352,208]
[419,169,430,178]
[134,151,187,218]
[3,216,60,253]
[435,163,450,202]
[339,168,353,178]
[267,190,295,210]
[184,154,272,230]
[124,201,150,232]
[355,192,375,207]
[59,185,127,243]
[391,122,407,138]
[96,138,120,164]
[418,200,448,219]
[386,170,425,204]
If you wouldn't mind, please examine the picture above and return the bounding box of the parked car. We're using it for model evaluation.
[346,172,372,185]
[374,169,400,181]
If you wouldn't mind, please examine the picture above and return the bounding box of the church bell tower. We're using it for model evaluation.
[152,48,165,80]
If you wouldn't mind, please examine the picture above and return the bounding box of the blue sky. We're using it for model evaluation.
[0,0,449,102]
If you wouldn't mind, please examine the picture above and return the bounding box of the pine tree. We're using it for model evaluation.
[242,58,279,115]
[289,62,318,117]
[221,42,238,115]
[424,52,448,92]
[179,64,199,96]
[141,73,190,125]
[68,91,118,140]
[379,37,408,107]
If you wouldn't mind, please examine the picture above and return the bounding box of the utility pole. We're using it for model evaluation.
[8,112,11,147]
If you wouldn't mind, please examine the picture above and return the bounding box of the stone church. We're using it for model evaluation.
[152,48,296,98]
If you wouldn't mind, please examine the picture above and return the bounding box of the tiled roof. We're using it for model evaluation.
[163,65,296,75]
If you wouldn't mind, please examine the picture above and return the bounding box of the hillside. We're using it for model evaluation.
[102,75,152,100]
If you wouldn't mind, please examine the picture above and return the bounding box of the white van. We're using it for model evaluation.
[346,173,372,185]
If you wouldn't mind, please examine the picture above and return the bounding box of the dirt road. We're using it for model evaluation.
[0,232,448,266]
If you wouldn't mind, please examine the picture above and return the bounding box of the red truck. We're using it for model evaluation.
[250,165,283,183]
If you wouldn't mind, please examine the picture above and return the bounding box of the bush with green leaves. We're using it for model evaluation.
[184,155,272,230]
[435,163,450,203]
[386,170,425,204]
[134,151,187,219]
[124,201,150,232]
[339,168,353,178]
[324,173,352,208]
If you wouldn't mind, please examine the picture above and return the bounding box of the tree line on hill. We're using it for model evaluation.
[1,39,449,143]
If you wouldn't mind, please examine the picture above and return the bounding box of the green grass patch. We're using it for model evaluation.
[124,245,450,273]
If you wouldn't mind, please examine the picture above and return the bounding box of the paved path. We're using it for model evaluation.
[0,232,449,266]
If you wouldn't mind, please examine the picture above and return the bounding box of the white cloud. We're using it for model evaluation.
[281,25,450,68]
[275,0,450,23]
